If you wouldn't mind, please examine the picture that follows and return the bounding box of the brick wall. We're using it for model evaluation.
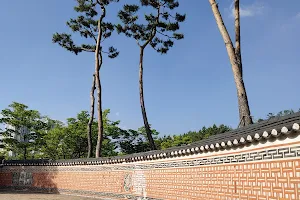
[1,140,300,199]
[0,172,11,186]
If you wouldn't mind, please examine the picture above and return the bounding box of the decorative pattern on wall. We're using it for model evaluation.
[12,172,32,186]
[2,145,300,173]
[1,145,300,200]
[132,171,147,198]
[124,173,132,192]
[144,159,300,200]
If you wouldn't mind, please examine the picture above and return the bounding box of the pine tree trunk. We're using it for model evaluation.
[234,0,252,126]
[209,0,253,127]
[24,146,27,160]
[139,47,157,150]
[95,3,106,158]
[23,134,27,160]
[95,70,103,158]
[87,74,95,158]
[234,0,242,76]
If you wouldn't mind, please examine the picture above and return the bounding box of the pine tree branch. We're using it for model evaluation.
[101,50,110,54]
[151,45,158,52]
[96,0,102,5]
[141,3,161,49]
[161,1,167,7]
[81,47,95,52]
[160,12,176,19]
[136,39,141,47]
[87,26,98,42]
[157,30,176,39]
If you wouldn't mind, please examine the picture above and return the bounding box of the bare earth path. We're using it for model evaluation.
[0,193,97,200]
[0,190,117,200]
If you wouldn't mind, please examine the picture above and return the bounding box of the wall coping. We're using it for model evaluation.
[1,112,300,167]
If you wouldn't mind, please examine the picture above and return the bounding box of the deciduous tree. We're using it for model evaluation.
[42,109,121,159]
[0,102,47,160]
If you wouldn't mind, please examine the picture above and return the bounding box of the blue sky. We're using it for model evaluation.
[0,0,299,135]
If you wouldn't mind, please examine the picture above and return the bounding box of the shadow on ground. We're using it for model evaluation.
[0,189,105,200]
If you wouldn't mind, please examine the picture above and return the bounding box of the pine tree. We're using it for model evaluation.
[209,0,253,127]
[116,0,185,150]
[52,0,119,158]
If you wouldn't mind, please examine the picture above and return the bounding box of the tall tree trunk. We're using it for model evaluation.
[23,134,27,160]
[234,0,242,77]
[134,5,160,150]
[23,144,27,160]
[95,3,106,158]
[87,74,95,158]
[24,147,27,160]
[139,47,157,150]
[95,70,103,158]
[209,0,253,127]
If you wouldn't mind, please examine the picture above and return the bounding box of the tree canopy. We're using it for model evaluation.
[116,0,186,53]
[52,0,119,57]
[1,102,296,160]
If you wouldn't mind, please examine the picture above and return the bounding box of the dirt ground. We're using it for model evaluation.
[0,190,115,200]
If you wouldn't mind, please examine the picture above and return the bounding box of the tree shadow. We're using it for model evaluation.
[0,159,59,195]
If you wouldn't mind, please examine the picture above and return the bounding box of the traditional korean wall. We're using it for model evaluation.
[1,132,300,200]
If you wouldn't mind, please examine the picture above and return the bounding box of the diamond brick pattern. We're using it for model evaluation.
[143,159,300,200]
[1,143,300,200]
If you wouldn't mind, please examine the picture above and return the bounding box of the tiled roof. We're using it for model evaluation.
[2,112,300,166]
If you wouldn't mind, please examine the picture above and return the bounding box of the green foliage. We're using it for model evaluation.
[97,109,122,157]
[117,124,230,153]
[52,0,119,58]
[184,124,231,142]
[274,109,295,117]
[41,125,68,159]
[158,124,231,150]
[118,125,159,154]
[159,135,192,150]
[116,0,186,53]
[0,102,123,160]
[256,109,298,122]
[42,109,121,159]
[0,149,8,160]
[0,102,48,160]
[1,102,298,159]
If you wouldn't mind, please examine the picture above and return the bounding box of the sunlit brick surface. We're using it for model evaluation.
[1,143,300,200]
[142,160,300,200]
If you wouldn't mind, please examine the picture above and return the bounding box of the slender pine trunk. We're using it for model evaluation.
[87,74,95,158]
[95,71,103,157]
[139,47,156,150]
[234,0,242,76]
[209,0,253,127]
[23,145,27,160]
[234,0,252,126]
[23,134,27,160]
[95,3,106,158]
